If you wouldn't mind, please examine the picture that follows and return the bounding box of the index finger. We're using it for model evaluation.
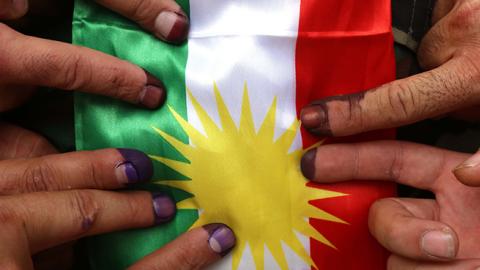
[301,57,479,137]
[0,24,165,109]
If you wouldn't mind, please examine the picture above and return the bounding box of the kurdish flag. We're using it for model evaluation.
[73,0,396,269]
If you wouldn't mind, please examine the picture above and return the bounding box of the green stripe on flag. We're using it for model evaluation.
[73,0,197,269]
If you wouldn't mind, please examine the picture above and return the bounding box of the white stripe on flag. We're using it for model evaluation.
[185,1,307,269]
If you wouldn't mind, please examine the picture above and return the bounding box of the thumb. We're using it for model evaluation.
[128,224,236,270]
[453,150,480,187]
[0,0,28,20]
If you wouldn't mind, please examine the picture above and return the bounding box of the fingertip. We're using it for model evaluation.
[420,228,458,260]
[203,223,236,256]
[301,148,317,181]
[116,148,153,184]
[0,0,28,20]
[154,10,190,44]
[300,104,332,136]
[152,193,176,224]
[139,71,167,109]
[452,152,480,186]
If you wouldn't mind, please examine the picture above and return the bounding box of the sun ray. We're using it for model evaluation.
[149,156,191,177]
[294,219,335,250]
[251,243,265,270]
[175,198,197,209]
[284,231,317,269]
[151,126,191,157]
[257,98,277,142]
[167,106,211,149]
[213,83,237,134]
[187,89,222,138]
[232,241,247,270]
[266,241,289,270]
[274,120,299,148]
[304,204,348,224]
[151,85,348,270]
[239,84,256,138]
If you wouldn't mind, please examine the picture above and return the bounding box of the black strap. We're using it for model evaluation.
[392,0,436,51]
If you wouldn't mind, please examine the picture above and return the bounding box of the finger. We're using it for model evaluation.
[370,198,458,261]
[417,17,454,70]
[0,148,153,195]
[32,242,75,270]
[0,122,57,160]
[0,85,36,112]
[2,190,176,253]
[0,0,28,20]
[300,57,480,137]
[432,0,455,24]
[0,24,166,109]
[96,0,189,44]
[300,140,467,190]
[0,218,33,270]
[129,224,235,270]
[388,255,480,270]
[453,150,480,187]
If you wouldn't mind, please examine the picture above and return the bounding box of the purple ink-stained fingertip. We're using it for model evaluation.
[152,193,176,224]
[117,148,153,183]
[203,223,236,256]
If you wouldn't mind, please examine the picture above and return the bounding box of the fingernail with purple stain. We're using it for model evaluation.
[152,193,176,224]
[115,148,154,184]
[204,223,236,256]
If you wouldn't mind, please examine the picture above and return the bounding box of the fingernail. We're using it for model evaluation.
[454,153,480,172]
[301,104,332,136]
[139,71,166,109]
[116,148,153,184]
[154,10,189,44]
[203,223,236,256]
[152,193,176,224]
[421,230,456,259]
[301,148,317,180]
[12,0,28,16]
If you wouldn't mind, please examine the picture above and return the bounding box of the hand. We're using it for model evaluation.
[300,141,480,269]
[300,0,480,137]
[0,122,235,269]
[0,0,190,111]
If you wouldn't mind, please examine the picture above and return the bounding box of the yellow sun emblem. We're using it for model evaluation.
[151,84,348,270]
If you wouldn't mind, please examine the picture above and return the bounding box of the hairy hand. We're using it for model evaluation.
[300,0,480,136]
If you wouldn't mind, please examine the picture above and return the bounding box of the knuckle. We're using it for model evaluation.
[387,142,405,181]
[22,160,60,192]
[103,66,140,101]
[385,82,418,124]
[128,0,158,25]
[84,158,106,190]
[56,51,91,90]
[174,249,204,270]
[0,201,19,225]
[68,190,100,235]
[448,2,480,31]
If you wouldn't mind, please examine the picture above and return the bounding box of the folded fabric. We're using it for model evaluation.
[73,0,396,269]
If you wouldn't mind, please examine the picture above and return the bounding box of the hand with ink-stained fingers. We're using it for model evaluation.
[0,0,190,111]
[300,0,480,137]
[301,141,480,269]
[0,122,235,270]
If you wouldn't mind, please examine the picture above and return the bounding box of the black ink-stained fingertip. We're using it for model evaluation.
[300,104,332,137]
[301,148,317,180]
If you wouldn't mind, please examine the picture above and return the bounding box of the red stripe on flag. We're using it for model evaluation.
[295,0,397,269]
